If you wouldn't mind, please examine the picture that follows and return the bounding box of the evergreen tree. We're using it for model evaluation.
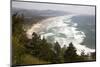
[64,42,78,62]
[91,52,96,60]
[54,42,61,55]
[77,50,86,61]
[12,13,28,65]
[25,32,57,63]
[53,42,64,63]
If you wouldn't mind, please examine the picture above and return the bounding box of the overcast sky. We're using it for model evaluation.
[12,1,95,15]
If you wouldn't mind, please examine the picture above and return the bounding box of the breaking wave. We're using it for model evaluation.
[26,15,95,55]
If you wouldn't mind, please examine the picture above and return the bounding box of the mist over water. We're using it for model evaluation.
[26,15,95,55]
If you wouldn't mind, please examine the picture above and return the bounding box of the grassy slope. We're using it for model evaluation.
[22,54,51,65]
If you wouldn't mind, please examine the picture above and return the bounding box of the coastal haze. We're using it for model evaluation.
[12,1,96,55]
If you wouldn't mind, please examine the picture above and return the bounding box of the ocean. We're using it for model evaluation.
[26,14,96,55]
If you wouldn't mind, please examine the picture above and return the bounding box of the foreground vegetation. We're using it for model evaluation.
[12,13,96,66]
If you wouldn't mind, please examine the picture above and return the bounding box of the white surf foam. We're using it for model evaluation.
[26,15,95,55]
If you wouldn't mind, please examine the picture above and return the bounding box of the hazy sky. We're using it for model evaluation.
[12,1,95,15]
